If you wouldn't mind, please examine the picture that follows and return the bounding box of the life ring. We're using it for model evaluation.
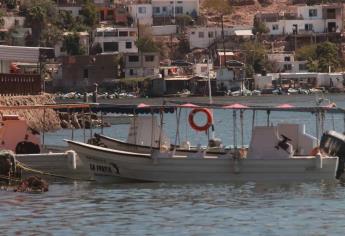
[188,108,213,132]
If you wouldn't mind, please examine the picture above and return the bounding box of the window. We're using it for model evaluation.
[138,6,146,14]
[96,31,103,37]
[208,32,214,38]
[283,64,292,71]
[129,69,137,76]
[272,24,279,30]
[162,7,167,12]
[198,32,204,38]
[309,9,317,17]
[126,42,132,49]
[191,31,195,35]
[128,55,139,62]
[284,56,291,62]
[305,24,313,31]
[153,7,160,14]
[104,31,117,37]
[177,1,182,3]
[175,6,183,14]
[83,69,88,78]
[299,64,307,71]
[103,42,118,52]
[145,55,155,62]
[119,31,128,37]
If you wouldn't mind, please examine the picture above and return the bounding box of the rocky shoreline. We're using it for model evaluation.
[0,94,60,132]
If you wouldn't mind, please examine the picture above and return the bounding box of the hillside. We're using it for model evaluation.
[200,0,297,26]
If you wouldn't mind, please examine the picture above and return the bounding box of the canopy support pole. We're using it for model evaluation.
[251,110,256,134]
[158,108,164,149]
[173,108,181,155]
[150,109,154,153]
[315,111,320,146]
[100,111,104,135]
[133,108,137,145]
[89,107,92,140]
[233,110,237,150]
[42,108,46,145]
[240,109,244,148]
[82,108,86,143]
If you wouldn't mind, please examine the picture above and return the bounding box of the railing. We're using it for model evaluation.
[0,73,41,96]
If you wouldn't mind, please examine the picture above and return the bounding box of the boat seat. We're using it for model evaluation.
[277,123,316,156]
[247,126,293,159]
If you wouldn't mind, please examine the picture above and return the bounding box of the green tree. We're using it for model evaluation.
[253,17,269,37]
[22,0,58,46]
[63,33,85,55]
[136,24,159,53]
[296,42,340,72]
[79,0,98,29]
[0,10,5,28]
[135,37,159,53]
[41,24,63,47]
[4,0,17,9]
[315,41,339,72]
[175,14,193,32]
[203,0,232,59]
[295,44,317,61]
[241,41,267,76]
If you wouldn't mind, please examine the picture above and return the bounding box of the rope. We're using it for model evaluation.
[0,174,21,182]
[15,161,93,181]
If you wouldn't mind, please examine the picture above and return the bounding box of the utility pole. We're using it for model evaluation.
[221,14,226,68]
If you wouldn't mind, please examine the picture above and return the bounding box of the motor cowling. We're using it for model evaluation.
[320,131,345,179]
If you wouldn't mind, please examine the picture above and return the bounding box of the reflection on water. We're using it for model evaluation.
[1,182,345,235]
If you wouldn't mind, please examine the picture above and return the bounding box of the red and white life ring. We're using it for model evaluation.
[188,108,213,132]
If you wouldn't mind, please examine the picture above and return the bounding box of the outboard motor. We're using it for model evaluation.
[320,131,345,179]
[275,135,292,154]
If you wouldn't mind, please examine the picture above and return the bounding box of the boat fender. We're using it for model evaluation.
[188,108,213,132]
[66,150,77,170]
[315,152,323,169]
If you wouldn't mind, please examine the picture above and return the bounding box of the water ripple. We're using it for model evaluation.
[1,181,345,235]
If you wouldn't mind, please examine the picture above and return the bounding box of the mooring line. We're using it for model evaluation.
[15,161,93,181]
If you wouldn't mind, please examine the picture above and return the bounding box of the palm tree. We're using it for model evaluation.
[26,5,46,46]
[0,10,5,28]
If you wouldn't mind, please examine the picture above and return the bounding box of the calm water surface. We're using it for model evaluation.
[3,94,345,235]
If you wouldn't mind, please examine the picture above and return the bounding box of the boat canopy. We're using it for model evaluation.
[2,102,344,115]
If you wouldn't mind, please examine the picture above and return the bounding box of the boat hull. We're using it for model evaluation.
[67,140,339,183]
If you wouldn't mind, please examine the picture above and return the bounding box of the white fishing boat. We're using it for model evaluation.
[67,104,345,183]
[95,115,227,155]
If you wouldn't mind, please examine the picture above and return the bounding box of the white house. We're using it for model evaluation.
[254,72,344,90]
[152,0,199,18]
[258,4,343,35]
[93,27,138,54]
[128,4,153,26]
[188,26,253,49]
[56,0,83,18]
[124,52,160,78]
[1,16,25,30]
[267,53,308,73]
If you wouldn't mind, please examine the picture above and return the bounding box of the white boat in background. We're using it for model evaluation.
[95,115,226,155]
